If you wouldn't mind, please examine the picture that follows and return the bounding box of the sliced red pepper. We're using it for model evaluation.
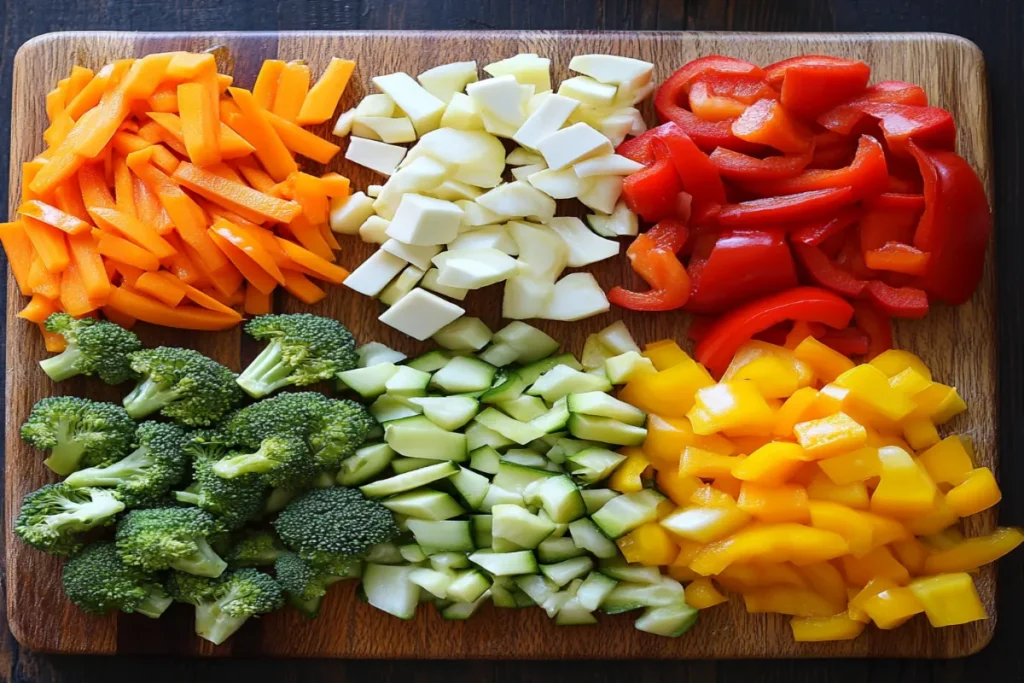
[764,55,871,121]
[653,126,727,223]
[809,131,858,169]
[818,327,871,356]
[732,98,814,154]
[865,280,929,319]
[634,219,689,254]
[609,247,691,311]
[818,80,930,135]
[695,286,855,375]
[858,204,920,253]
[617,123,665,165]
[835,229,881,281]
[708,147,813,182]
[685,229,798,314]
[688,72,778,121]
[621,140,683,223]
[855,103,956,157]
[853,302,894,359]
[669,55,767,92]
[865,193,926,211]
[864,242,930,276]
[789,206,862,246]
[792,242,868,298]
[717,187,856,226]
[907,142,991,305]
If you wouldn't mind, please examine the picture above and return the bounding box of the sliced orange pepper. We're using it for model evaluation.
[281,269,325,304]
[172,161,301,224]
[264,110,341,164]
[271,61,311,123]
[89,206,177,260]
[225,87,298,182]
[252,59,285,109]
[17,294,60,324]
[107,285,240,330]
[296,58,356,125]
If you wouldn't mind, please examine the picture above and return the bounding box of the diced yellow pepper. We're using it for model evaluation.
[660,505,751,544]
[679,446,745,478]
[642,415,735,468]
[804,383,848,419]
[642,340,694,370]
[790,612,866,642]
[848,576,898,622]
[918,436,974,486]
[903,494,959,536]
[712,474,743,499]
[796,562,849,613]
[774,387,819,439]
[862,587,924,629]
[618,361,715,417]
[869,349,932,381]
[743,586,838,617]
[793,336,856,383]
[923,527,1024,574]
[908,573,987,627]
[667,539,704,582]
[888,367,932,396]
[945,467,1001,517]
[690,484,738,508]
[793,412,867,460]
[870,446,939,519]
[891,537,929,575]
[902,417,940,451]
[863,427,913,452]
[931,388,968,425]
[722,341,815,399]
[685,577,728,609]
[835,364,916,424]
[733,442,808,486]
[617,521,679,565]
[688,381,775,437]
[644,339,676,350]
[840,546,910,586]
[909,382,966,424]
[817,446,882,486]
[737,482,809,524]
[655,467,703,507]
[806,472,869,510]
[608,448,650,493]
[862,510,911,548]
[689,524,850,576]
[925,527,965,550]
[808,500,875,557]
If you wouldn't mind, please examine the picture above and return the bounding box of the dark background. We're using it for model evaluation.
[0,0,1021,681]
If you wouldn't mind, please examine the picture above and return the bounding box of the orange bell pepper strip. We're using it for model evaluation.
[92,229,160,272]
[864,242,930,276]
[88,207,177,260]
[165,52,216,81]
[106,285,240,330]
[319,172,351,197]
[132,174,174,235]
[146,111,255,159]
[271,61,311,123]
[283,215,334,262]
[253,59,286,110]
[46,86,65,123]
[108,260,145,287]
[233,158,277,193]
[208,229,279,295]
[281,269,325,304]
[732,98,813,154]
[100,305,136,328]
[923,527,1024,574]
[243,283,273,315]
[171,161,302,224]
[204,162,246,185]
[118,52,176,100]
[200,200,262,232]
[146,270,237,317]
[60,263,99,316]
[43,111,75,148]
[77,163,116,211]
[263,109,342,164]
[226,87,298,181]
[290,171,330,224]
[160,232,201,285]
[112,156,137,217]
[134,271,186,307]
[22,216,70,273]
[28,257,61,299]
[945,467,1001,517]
[296,58,356,125]
[65,65,96,103]
[67,232,110,301]
[737,482,810,523]
[177,81,221,168]
[111,130,156,155]
[65,63,114,120]
[210,218,285,285]
[18,200,90,235]
[319,221,341,251]
[18,294,60,323]
[0,221,36,294]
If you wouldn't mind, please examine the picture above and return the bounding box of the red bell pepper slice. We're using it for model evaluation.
[858,203,920,253]
[654,124,727,223]
[864,242,930,276]
[818,80,929,135]
[617,124,664,165]
[907,142,991,305]
[610,231,691,311]
[818,327,871,356]
[809,131,858,169]
[685,229,798,314]
[732,98,814,154]
[764,55,871,121]
[855,103,956,157]
[717,187,856,226]
[865,193,926,211]
[695,286,856,375]
[792,242,868,298]
[669,55,767,92]
[708,147,813,182]
[852,302,893,359]
[865,280,929,319]
[621,140,683,223]
[633,219,689,254]
[789,206,862,246]
[688,72,778,121]
[835,229,881,281]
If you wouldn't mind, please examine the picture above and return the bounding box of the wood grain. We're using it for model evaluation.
[4,31,994,659]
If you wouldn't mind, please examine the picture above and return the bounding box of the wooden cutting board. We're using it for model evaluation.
[5,31,994,659]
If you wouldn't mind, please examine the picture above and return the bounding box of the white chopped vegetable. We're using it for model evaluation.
[379,266,426,306]
[421,268,469,301]
[433,248,519,289]
[543,273,610,321]
[329,192,376,235]
[506,147,545,166]
[455,200,507,227]
[381,238,443,271]
[578,175,624,214]
[616,81,656,107]
[573,154,644,177]
[507,220,567,281]
[417,61,478,102]
[352,116,417,144]
[483,54,551,92]
[476,181,556,222]
[467,75,530,135]
[547,216,619,267]
[344,249,408,297]
[355,93,397,117]
[386,194,465,246]
[378,288,466,340]
[406,128,506,188]
[367,184,383,198]
[425,180,482,202]
[372,72,446,136]
[503,276,555,320]
[568,55,654,92]
[511,163,547,181]
[527,167,587,200]
[332,109,356,137]
[356,342,407,367]
[439,92,485,131]
[358,215,391,244]
[558,76,617,107]
[345,137,407,176]
[536,122,613,171]
[432,317,493,351]
[373,156,449,220]
[596,112,635,147]
[447,224,519,255]
[512,94,580,150]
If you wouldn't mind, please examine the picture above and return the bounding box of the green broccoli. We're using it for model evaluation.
[273,488,399,574]
[236,314,358,399]
[167,568,284,645]
[123,347,243,426]
[39,313,142,384]
[115,507,228,577]
[307,398,376,469]
[226,530,288,567]
[274,552,348,618]
[64,422,188,507]
[15,482,126,555]
[212,435,318,488]
[180,431,268,531]
[62,541,172,618]
[21,397,136,475]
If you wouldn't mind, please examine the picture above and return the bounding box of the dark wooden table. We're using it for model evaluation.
[1,0,1021,681]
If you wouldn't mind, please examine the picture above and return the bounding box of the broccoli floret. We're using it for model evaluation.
[212,435,318,489]
[274,552,348,618]
[181,431,268,531]
[226,530,288,567]
[21,397,136,476]
[123,347,243,426]
[237,314,358,399]
[39,313,142,384]
[116,507,228,577]
[168,568,283,645]
[64,422,188,507]
[308,399,376,469]
[273,488,399,573]
[62,541,172,618]
[15,482,125,555]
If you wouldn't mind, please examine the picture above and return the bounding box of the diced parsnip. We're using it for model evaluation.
[503,276,556,320]
[386,194,465,245]
[476,181,556,222]
[511,163,547,182]
[433,317,493,351]
[332,109,356,137]
[381,238,443,271]
[578,175,623,214]
[426,180,483,202]
[372,72,446,136]
[447,224,519,255]
[378,288,465,340]
[359,215,392,244]
[483,54,552,92]
[455,199,508,227]
[558,76,618,107]
[355,93,398,117]
[439,92,485,131]
[506,147,545,166]
[345,137,407,176]
[379,266,426,306]
[352,116,418,144]
[372,156,449,220]
[467,75,532,137]
[596,112,635,147]
[329,191,376,234]
[344,249,408,297]
[543,273,609,321]
[421,268,469,301]
[512,94,580,150]
[417,61,479,102]
[536,122,613,170]
[507,220,568,281]
[568,55,654,92]
[547,216,619,267]
[405,128,506,188]
[527,168,587,200]
[433,248,519,289]
[574,154,644,177]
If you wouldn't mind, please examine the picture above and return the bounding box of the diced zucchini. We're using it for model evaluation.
[408,396,480,430]
[391,457,436,474]
[381,489,466,520]
[492,504,557,548]
[337,443,395,486]
[447,569,492,602]
[409,567,454,599]
[470,514,493,547]
[577,571,618,611]
[555,595,598,625]
[529,400,570,434]
[491,536,524,552]
[581,488,620,514]
[581,333,615,370]
[362,564,420,619]
[528,365,612,403]
[568,414,647,446]
[540,556,594,587]
[598,560,663,584]
[501,449,548,468]
[480,370,527,404]
[432,356,497,393]
[567,517,620,559]
[523,474,586,523]
[565,447,627,484]
[429,551,471,571]
[535,508,568,538]
[492,461,556,495]
[337,363,400,399]
[441,591,491,619]
[591,489,665,539]
[432,317,493,351]
[365,542,405,564]
[537,536,587,563]
[465,421,515,451]
[407,519,475,554]
[479,484,524,512]
[566,392,646,426]
[385,414,445,430]
[515,574,559,605]
[605,351,656,384]
[518,353,584,386]
[475,407,546,445]
[370,394,421,423]
[406,350,452,372]
[634,603,699,637]
[400,543,428,564]
[449,466,491,509]
[385,424,468,461]
[597,321,641,355]
[468,445,501,474]
[361,461,459,497]
[469,549,539,576]
[477,342,519,367]
[357,342,407,367]
[385,366,432,396]
[498,395,548,421]
[490,577,520,608]
[492,322,561,362]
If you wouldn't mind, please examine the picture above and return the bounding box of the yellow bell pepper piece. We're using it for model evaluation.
[888,367,932,396]
[870,446,938,519]
[908,573,987,627]
[863,511,911,548]
[722,341,814,399]
[715,562,807,592]
[617,521,679,565]
[840,545,910,586]
[685,577,728,609]
[835,364,916,424]
[790,612,866,642]
[902,417,940,451]
[807,500,875,557]
[945,467,1001,517]
[925,527,965,550]
[909,382,966,424]
[918,435,974,486]
[796,562,848,613]
[774,386,819,439]
[712,474,743,499]
[608,448,650,493]
[736,482,809,524]
[688,381,775,437]
[642,340,693,370]
[641,415,735,468]
[847,576,898,622]
[666,539,704,581]
[731,442,808,486]
[869,349,932,381]
[659,505,751,544]
[743,586,838,617]
[679,446,745,479]
[655,467,702,507]
[903,493,959,536]
[793,336,855,383]
[862,586,924,629]
[817,446,882,486]
[690,524,850,576]
[804,383,848,420]
[891,537,929,575]
[807,472,869,510]
[690,484,738,507]
[619,361,715,417]
[923,527,1024,574]
[863,427,913,452]
[793,412,867,460]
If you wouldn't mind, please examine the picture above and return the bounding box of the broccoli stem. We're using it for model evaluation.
[169,536,228,578]
[136,585,174,619]
[211,444,280,479]
[265,487,298,514]
[288,593,325,619]
[39,346,83,382]
[236,342,294,398]
[50,491,126,529]
[123,378,181,419]
[175,483,202,506]
[42,419,87,476]
[195,599,249,645]
[64,445,153,488]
